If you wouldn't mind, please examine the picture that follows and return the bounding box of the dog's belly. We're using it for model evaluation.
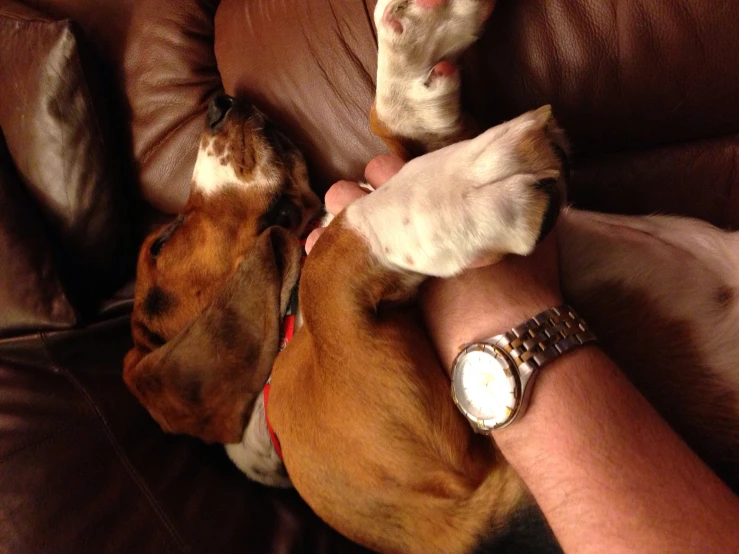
[559,208,739,486]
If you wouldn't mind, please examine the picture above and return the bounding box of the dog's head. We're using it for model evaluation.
[124,95,321,443]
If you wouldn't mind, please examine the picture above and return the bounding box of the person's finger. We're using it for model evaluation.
[325,180,368,215]
[365,154,406,188]
[305,228,326,255]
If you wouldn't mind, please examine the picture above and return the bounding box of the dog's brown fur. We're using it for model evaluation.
[270,220,529,552]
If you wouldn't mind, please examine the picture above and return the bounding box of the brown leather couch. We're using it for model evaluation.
[1,0,737,552]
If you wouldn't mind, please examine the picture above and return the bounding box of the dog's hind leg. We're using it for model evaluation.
[372,0,497,156]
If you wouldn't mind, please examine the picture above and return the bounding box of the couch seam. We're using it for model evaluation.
[576,130,739,163]
[0,421,80,465]
[0,13,56,25]
[137,95,219,169]
[362,0,377,44]
[68,20,106,191]
[39,333,190,554]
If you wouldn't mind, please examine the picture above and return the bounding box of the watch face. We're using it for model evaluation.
[452,345,520,428]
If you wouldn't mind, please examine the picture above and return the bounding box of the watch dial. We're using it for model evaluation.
[455,348,518,425]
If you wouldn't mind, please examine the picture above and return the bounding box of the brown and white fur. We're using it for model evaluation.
[124,0,739,552]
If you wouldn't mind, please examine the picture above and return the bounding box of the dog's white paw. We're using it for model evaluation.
[346,106,565,277]
[374,0,496,143]
[375,0,494,61]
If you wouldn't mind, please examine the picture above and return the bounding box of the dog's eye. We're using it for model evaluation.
[274,205,296,228]
[149,237,166,258]
[268,198,301,230]
[150,215,185,258]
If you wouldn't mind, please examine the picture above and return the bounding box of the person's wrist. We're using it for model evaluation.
[420,264,563,373]
[488,346,624,506]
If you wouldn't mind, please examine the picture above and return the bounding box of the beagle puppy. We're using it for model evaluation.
[124,0,739,552]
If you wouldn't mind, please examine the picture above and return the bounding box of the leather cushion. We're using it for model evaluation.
[468,0,739,154]
[0,1,132,312]
[22,0,222,217]
[0,131,76,338]
[569,135,739,228]
[124,0,222,213]
[0,317,370,554]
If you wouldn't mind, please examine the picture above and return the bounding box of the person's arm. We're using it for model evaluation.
[422,260,739,553]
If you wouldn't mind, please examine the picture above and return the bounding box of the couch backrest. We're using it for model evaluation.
[0,0,221,322]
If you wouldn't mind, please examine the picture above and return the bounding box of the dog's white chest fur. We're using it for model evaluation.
[225,393,291,488]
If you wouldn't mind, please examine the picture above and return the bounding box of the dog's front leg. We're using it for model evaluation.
[353,107,564,277]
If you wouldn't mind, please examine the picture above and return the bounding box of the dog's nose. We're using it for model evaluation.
[207,94,234,131]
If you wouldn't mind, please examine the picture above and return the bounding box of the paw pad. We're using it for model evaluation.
[416,0,449,8]
[432,60,456,77]
[382,1,408,34]
[424,61,457,86]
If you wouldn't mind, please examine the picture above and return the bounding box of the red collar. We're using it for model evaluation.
[263,219,317,461]
[262,381,283,460]
[263,286,296,461]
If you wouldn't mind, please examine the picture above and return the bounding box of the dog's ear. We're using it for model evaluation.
[123,227,302,444]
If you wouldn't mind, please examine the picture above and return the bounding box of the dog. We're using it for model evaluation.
[124,0,739,552]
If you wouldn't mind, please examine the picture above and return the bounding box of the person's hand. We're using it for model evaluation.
[304,154,405,255]
[306,153,564,375]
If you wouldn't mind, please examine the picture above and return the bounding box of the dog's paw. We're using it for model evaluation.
[347,106,566,277]
[376,0,494,59]
[375,0,496,143]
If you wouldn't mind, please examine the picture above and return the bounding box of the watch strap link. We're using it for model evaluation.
[494,305,596,373]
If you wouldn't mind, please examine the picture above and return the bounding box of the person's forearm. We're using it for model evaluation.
[421,268,739,553]
[494,347,739,553]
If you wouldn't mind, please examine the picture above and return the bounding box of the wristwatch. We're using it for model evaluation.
[450,305,596,433]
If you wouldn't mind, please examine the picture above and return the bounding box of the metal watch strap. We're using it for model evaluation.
[493,305,597,373]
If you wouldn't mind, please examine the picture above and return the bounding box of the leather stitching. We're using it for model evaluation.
[40,332,190,553]
[137,100,218,169]
[362,0,378,44]
[0,422,80,465]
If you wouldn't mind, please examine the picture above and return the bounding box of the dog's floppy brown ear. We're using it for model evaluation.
[123,227,302,443]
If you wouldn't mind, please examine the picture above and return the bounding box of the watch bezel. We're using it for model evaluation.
[450,343,522,432]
